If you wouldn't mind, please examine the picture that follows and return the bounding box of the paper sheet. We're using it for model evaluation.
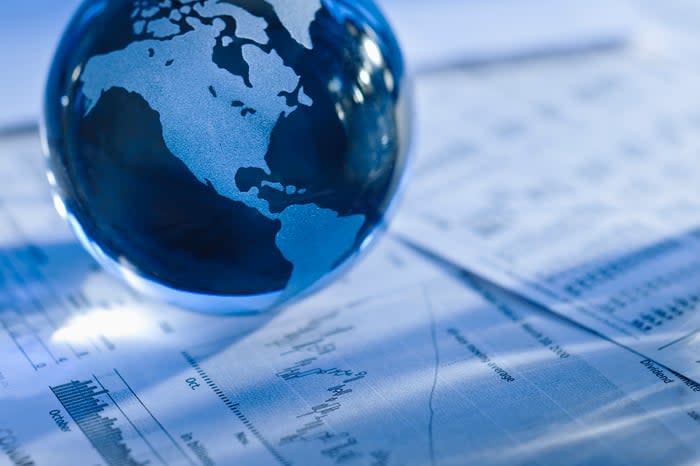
[3,131,700,465]
[394,16,700,382]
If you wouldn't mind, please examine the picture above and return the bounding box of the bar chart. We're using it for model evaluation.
[51,370,194,466]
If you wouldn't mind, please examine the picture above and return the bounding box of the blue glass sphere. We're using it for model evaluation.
[43,0,412,313]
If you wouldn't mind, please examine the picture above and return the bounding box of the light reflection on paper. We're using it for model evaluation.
[52,307,152,343]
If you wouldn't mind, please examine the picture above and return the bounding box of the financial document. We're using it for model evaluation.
[394,16,700,382]
[4,130,700,465]
[4,3,700,465]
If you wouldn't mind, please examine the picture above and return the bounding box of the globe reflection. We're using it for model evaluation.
[43,0,412,313]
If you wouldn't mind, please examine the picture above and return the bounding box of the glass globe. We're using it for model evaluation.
[42,0,412,313]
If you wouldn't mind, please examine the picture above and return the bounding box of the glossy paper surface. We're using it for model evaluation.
[394,12,700,382]
[4,131,700,466]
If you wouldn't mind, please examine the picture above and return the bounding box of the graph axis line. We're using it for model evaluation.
[30,296,85,361]
[424,287,439,466]
[0,250,81,365]
[0,317,38,370]
[657,328,700,352]
[0,254,63,365]
[92,374,169,466]
[182,351,293,466]
[111,369,197,466]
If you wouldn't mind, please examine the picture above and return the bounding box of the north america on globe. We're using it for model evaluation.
[44,0,409,310]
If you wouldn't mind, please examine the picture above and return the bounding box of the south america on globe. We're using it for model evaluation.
[43,0,412,312]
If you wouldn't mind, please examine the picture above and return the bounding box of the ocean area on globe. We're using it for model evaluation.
[42,0,412,313]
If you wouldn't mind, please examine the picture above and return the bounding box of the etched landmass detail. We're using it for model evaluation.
[265,0,322,49]
[79,0,364,296]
